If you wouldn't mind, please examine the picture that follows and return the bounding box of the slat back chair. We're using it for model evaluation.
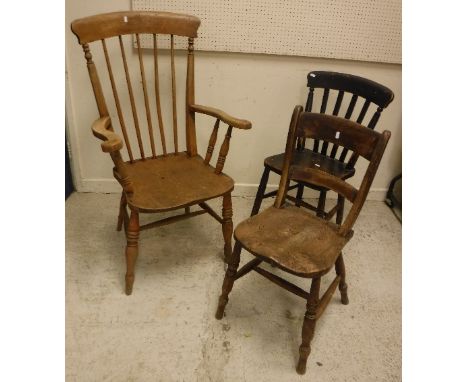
[251,71,393,224]
[216,106,391,375]
[71,11,251,295]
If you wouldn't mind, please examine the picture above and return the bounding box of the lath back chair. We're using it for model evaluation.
[71,11,252,295]
[216,106,391,375]
[251,71,393,225]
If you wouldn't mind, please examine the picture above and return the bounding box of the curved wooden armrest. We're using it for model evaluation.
[91,117,123,153]
[189,104,252,129]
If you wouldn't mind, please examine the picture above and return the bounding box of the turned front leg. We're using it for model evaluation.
[297,277,321,375]
[125,210,139,295]
[215,240,241,319]
[222,193,233,263]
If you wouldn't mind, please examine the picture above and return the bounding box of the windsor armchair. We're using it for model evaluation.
[251,71,393,225]
[216,106,391,375]
[71,11,251,295]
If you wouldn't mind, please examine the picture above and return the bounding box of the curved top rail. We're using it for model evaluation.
[71,11,201,44]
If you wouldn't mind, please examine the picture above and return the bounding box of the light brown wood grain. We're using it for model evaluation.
[71,11,200,43]
[189,104,252,130]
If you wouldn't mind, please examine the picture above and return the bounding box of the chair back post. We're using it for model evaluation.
[274,105,303,208]
[338,130,391,236]
[186,37,197,156]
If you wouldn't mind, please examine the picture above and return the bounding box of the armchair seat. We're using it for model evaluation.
[115,153,234,212]
[264,149,355,183]
[234,205,351,277]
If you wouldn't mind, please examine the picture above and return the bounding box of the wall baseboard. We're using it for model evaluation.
[78,179,388,201]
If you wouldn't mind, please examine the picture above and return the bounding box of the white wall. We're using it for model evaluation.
[66,0,401,200]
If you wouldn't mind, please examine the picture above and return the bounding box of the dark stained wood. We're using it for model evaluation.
[255,71,393,223]
[307,71,394,108]
[253,266,310,299]
[71,11,201,43]
[264,150,355,179]
[216,110,391,375]
[297,277,321,375]
[234,257,263,280]
[71,11,251,294]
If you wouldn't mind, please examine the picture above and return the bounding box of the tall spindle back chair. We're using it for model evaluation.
[71,11,252,295]
[251,71,393,225]
[216,106,391,375]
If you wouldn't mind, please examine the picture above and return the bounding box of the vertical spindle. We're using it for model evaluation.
[170,34,178,153]
[153,34,167,155]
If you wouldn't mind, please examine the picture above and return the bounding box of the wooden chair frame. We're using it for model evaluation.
[216,106,391,375]
[250,71,394,224]
[71,11,252,295]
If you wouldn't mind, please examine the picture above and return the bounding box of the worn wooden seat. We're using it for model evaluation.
[71,11,252,295]
[216,108,391,375]
[251,71,393,222]
[234,205,351,277]
[114,154,234,212]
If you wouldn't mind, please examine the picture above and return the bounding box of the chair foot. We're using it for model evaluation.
[215,296,228,319]
[296,350,310,375]
[339,282,349,305]
[125,275,135,295]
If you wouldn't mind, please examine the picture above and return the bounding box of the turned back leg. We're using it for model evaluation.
[215,240,242,319]
[125,210,139,295]
[222,193,233,263]
[251,167,270,216]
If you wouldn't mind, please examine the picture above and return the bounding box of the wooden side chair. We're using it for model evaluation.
[251,71,393,225]
[71,11,251,295]
[216,106,391,375]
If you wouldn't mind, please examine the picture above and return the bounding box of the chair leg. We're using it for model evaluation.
[295,183,305,207]
[336,194,345,226]
[215,240,242,319]
[117,191,127,231]
[317,190,327,218]
[297,276,321,375]
[125,210,139,295]
[222,193,233,263]
[334,253,349,305]
[251,167,270,216]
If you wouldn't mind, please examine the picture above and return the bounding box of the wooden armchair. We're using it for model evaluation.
[215,106,390,375]
[251,71,393,224]
[71,11,252,295]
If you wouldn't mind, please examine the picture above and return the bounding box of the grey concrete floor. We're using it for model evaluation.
[66,193,401,381]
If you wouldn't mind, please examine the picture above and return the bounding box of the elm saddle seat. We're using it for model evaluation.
[234,205,352,277]
[114,154,234,212]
